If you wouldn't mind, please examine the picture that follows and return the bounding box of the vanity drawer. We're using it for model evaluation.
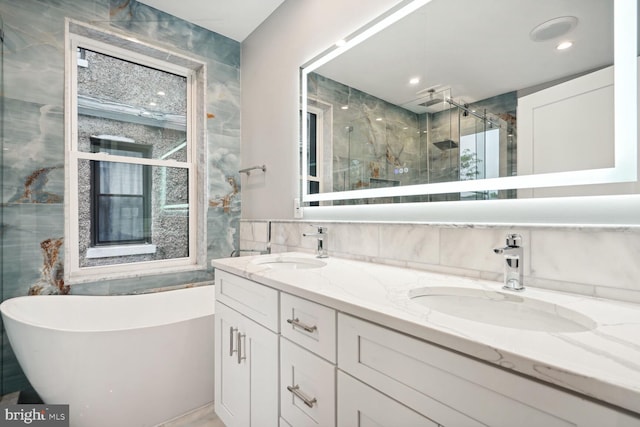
[337,371,438,427]
[215,270,279,332]
[338,313,638,427]
[280,292,336,362]
[280,337,336,427]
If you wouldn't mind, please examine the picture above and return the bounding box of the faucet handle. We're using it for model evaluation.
[309,224,327,234]
[505,233,522,247]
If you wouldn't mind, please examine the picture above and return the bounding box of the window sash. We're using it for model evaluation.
[65,19,206,283]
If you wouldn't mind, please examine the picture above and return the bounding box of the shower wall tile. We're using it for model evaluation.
[1,0,109,106]
[1,204,65,298]
[109,0,239,69]
[2,99,65,204]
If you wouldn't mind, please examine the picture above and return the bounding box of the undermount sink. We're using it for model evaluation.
[409,287,596,333]
[251,256,326,270]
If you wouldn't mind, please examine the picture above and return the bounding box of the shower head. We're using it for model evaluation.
[418,98,444,108]
[418,88,444,108]
[433,139,458,151]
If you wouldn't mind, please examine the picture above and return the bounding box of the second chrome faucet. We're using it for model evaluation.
[493,233,524,291]
[303,225,328,258]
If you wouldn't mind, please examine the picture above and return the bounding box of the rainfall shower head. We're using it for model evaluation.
[433,139,458,151]
[418,98,444,108]
[417,89,444,108]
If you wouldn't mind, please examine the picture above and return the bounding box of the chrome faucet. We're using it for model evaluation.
[303,225,328,258]
[493,233,524,291]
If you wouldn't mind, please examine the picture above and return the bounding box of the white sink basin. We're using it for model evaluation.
[409,287,596,333]
[251,256,326,270]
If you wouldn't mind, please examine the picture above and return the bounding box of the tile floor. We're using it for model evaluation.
[0,393,224,427]
[160,404,225,427]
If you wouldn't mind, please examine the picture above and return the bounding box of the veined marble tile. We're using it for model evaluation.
[271,222,303,248]
[328,222,379,258]
[1,204,65,298]
[109,0,239,69]
[207,213,238,260]
[438,227,531,275]
[379,223,439,264]
[2,100,64,204]
[530,230,640,291]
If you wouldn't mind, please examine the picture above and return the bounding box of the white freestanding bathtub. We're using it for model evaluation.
[0,285,215,427]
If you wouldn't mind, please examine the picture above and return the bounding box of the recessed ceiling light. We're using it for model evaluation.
[556,41,573,50]
[530,16,578,42]
[376,117,383,121]
[157,91,166,96]
[409,77,420,85]
[149,102,157,106]
[341,105,349,110]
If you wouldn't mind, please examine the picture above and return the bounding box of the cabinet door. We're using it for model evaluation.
[247,309,279,427]
[337,371,439,427]
[280,338,335,427]
[215,302,279,427]
[215,302,250,427]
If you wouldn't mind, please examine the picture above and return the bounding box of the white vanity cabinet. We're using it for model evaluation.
[279,293,337,427]
[338,313,640,427]
[214,271,279,427]
[337,371,439,427]
[212,267,640,427]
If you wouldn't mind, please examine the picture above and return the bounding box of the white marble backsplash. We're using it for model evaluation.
[239,220,640,304]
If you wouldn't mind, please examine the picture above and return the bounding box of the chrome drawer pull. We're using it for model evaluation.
[286,318,317,333]
[286,385,317,408]
[229,327,238,356]
[237,332,246,364]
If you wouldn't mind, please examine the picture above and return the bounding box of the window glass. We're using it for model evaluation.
[68,31,201,278]
[77,161,190,268]
[76,49,187,161]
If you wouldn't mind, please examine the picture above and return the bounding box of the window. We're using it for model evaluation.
[65,21,206,282]
[460,127,500,200]
[90,137,151,246]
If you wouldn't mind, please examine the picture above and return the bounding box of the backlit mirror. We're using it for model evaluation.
[301,0,637,206]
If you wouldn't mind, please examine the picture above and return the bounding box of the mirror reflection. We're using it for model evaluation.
[305,0,617,204]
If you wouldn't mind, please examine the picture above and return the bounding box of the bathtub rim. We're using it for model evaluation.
[0,284,215,333]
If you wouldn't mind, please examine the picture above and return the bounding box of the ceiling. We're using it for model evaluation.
[137,0,286,42]
[314,0,615,113]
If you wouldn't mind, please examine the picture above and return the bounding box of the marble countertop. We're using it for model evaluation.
[212,252,640,415]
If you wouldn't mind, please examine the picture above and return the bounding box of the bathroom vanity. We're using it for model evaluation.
[212,253,640,427]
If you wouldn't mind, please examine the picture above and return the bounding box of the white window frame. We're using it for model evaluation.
[64,20,207,283]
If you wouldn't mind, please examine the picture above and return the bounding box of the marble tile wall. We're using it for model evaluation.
[308,73,519,203]
[240,220,640,305]
[0,0,241,394]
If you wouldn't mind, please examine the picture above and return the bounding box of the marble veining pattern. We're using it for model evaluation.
[0,0,241,394]
[212,253,640,415]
